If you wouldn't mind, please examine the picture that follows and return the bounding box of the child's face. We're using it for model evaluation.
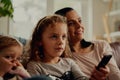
[0,45,22,76]
[41,22,67,59]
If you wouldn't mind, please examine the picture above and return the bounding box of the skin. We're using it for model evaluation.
[40,22,67,64]
[65,10,109,80]
[0,45,22,77]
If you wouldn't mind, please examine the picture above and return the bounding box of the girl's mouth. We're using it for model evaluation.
[55,47,64,51]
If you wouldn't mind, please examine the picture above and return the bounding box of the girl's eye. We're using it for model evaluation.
[4,56,13,60]
[17,57,22,62]
[62,35,67,40]
[51,35,58,39]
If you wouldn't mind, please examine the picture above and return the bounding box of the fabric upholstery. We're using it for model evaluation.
[110,42,120,69]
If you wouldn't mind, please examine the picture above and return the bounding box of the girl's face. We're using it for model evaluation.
[41,22,67,60]
[0,45,22,76]
[66,10,84,41]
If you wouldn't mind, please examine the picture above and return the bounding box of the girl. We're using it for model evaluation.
[26,15,89,80]
[0,35,30,80]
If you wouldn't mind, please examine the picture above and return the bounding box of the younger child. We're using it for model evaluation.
[26,15,89,80]
[0,35,30,80]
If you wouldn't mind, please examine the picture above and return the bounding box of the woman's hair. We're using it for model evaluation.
[0,35,22,52]
[29,14,68,61]
[55,7,73,16]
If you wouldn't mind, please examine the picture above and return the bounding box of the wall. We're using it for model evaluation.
[0,17,9,35]
[93,0,109,39]
[9,0,47,39]
[0,0,110,40]
[53,0,93,40]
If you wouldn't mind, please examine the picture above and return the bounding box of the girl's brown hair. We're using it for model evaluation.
[0,35,22,52]
[29,14,68,61]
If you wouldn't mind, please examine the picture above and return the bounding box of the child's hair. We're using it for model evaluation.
[29,14,68,61]
[0,35,22,52]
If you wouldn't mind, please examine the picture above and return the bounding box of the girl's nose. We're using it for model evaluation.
[11,59,18,66]
[58,38,64,45]
[11,59,16,63]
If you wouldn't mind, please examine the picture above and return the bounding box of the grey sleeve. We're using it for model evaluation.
[70,59,89,80]
[27,62,42,76]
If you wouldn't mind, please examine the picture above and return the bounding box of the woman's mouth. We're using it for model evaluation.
[75,30,83,35]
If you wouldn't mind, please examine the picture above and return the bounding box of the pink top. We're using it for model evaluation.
[72,40,120,80]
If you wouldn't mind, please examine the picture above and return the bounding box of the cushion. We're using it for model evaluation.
[110,42,120,69]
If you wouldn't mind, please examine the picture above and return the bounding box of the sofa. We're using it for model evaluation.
[110,42,120,69]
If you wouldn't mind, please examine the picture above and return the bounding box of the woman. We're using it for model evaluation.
[55,7,120,80]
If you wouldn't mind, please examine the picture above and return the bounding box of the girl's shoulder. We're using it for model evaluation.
[61,58,75,64]
[62,57,74,61]
[27,60,41,67]
[0,76,3,80]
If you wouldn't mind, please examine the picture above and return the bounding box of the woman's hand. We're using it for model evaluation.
[90,66,110,80]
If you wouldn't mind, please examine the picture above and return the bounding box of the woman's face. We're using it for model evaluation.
[0,45,22,76]
[65,10,84,42]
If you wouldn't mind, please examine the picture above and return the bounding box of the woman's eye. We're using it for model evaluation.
[78,19,82,23]
[68,22,74,26]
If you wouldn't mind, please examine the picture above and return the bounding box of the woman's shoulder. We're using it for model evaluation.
[91,40,108,44]
[91,40,109,46]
